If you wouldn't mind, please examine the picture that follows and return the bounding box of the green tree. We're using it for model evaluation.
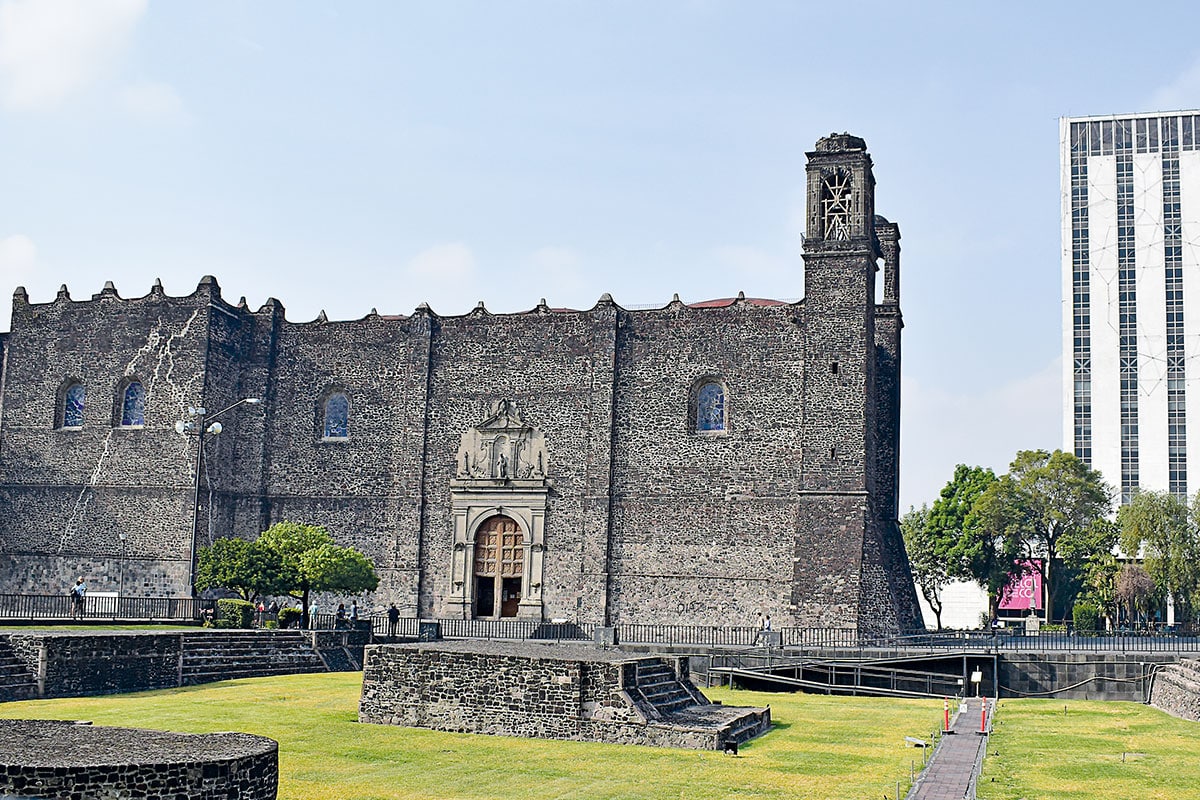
[972,450,1112,621]
[1119,490,1200,624]
[1077,546,1120,628]
[924,465,1010,618]
[901,505,951,630]
[1115,563,1156,627]
[1060,517,1120,626]
[257,521,379,626]
[195,537,289,601]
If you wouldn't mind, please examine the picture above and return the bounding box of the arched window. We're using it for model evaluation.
[323,392,349,439]
[695,380,727,433]
[62,383,85,428]
[120,381,145,427]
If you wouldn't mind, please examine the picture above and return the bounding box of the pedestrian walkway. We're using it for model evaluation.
[907,697,991,800]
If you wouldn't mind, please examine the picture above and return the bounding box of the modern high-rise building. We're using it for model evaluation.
[1062,110,1200,503]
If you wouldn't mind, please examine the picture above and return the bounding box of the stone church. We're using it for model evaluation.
[0,134,920,634]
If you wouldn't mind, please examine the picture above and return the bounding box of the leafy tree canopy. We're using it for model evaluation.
[195,537,289,601]
[922,465,1010,611]
[928,464,997,551]
[1118,489,1200,621]
[257,521,380,621]
[970,449,1111,620]
[901,504,950,630]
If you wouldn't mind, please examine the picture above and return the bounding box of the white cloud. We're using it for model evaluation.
[119,79,186,123]
[0,0,146,110]
[1147,55,1200,112]
[0,233,37,330]
[899,357,1063,511]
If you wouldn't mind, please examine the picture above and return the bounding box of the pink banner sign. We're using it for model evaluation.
[999,560,1043,610]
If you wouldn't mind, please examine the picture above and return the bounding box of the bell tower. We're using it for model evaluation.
[799,133,880,493]
[791,133,908,633]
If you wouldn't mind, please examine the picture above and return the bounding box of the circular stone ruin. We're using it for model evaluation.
[0,719,278,799]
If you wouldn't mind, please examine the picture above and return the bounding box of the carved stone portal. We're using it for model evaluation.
[446,400,550,620]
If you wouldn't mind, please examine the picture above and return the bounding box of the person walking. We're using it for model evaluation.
[350,600,358,623]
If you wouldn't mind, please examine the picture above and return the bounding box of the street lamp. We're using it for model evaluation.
[177,398,264,596]
[118,532,127,599]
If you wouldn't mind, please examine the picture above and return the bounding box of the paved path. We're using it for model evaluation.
[908,697,991,800]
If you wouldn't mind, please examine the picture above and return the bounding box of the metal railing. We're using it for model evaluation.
[436,618,594,641]
[0,593,202,622]
[874,629,1200,655]
[2,592,1198,654]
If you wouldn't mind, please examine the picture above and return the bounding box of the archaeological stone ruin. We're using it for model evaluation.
[358,639,771,749]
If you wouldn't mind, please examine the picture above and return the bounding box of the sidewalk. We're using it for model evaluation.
[908,697,991,800]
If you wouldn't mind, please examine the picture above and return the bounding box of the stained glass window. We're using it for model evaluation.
[121,381,145,427]
[696,382,726,432]
[324,393,349,438]
[63,384,85,428]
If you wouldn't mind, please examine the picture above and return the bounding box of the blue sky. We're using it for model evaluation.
[3,0,1200,509]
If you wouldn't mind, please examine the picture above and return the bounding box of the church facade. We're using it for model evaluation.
[0,134,920,633]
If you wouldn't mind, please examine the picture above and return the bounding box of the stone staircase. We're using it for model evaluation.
[312,630,370,672]
[631,658,770,747]
[1150,659,1200,721]
[180,630,327,686]
[0,638,36,702]
[634,660,705,716]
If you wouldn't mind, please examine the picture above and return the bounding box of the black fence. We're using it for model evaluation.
[3,592,1200,655]
[880,629,1200,654]
[0,593,202,622]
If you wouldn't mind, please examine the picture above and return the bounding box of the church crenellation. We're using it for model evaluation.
[0,134,920,634]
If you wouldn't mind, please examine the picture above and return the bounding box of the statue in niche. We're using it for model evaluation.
[454,398,550,482]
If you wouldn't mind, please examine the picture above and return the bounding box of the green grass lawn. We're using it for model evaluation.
[0,673,940,800]
[980,698,1200,800]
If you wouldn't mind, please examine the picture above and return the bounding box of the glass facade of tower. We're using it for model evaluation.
[1062,111,1200,502]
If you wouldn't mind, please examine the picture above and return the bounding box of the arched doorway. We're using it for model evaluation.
[473,515,524,618]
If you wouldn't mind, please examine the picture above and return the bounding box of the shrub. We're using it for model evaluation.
[1073,601,1100,634]
[277,607,302,629]
[215,598,254,629]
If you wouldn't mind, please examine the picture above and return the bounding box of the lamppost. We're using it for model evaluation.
[177,398,263,596]
[118,532,127,599]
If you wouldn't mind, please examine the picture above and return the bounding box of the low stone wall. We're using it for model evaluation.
[0,630,345,699]
[359,640,769,749]
[997,653,1178,701]
[1149,659,1200,721]
[6,632,182,698]
[0,719,277,799]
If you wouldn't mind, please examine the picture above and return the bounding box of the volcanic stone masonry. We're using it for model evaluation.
[358,640,771,749]
[0,133,920,634]
[0,719,278,800]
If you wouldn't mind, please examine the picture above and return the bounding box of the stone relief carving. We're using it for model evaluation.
[455,399,549,481]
